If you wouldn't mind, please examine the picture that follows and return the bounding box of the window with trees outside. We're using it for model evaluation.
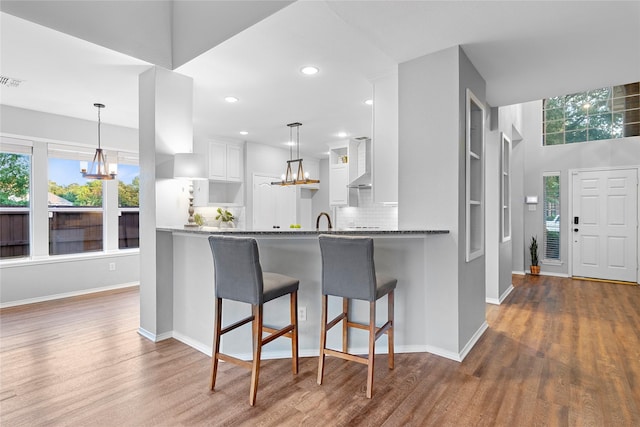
[48,153,104,255]
[543,82,640,145]
[543,174,560,261]
[0,144,31,259]
[118,159,139,249]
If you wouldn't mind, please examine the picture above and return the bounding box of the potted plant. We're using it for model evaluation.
[529,236,540,275]
[215,208,235,228]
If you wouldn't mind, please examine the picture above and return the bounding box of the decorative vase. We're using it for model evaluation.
[530,265,540,275]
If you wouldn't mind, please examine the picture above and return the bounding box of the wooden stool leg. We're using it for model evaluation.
[342,297,349,353]
[317,294,328,385]
[210,297,223,390]
[388,290,394,370]
[249,304,263,406]
[366,300,376,399]
[290,291,299,374]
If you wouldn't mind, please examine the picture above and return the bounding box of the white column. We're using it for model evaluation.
[138,66,194,340]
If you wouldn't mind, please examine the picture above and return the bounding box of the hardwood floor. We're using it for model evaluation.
[1,275,639,426]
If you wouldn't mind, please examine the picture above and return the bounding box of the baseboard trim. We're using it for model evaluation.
[0,282,139,308]
[137,328,173,342]
[499,285,515,303]
[487,284,515,305]
[512,271,526,276]
[162,331,467,363]
[458,321,489,362]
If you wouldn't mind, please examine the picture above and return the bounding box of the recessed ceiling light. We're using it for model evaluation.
[285,141,295,146]
[364,99,373,106]
[301,66,319,75]
[240,131,248,135]
[337,132,348,138]
[225,96,239,103]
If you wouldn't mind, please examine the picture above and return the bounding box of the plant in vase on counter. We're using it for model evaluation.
[215,208,235,227]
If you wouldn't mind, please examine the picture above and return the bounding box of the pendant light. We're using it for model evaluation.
[81,103,116,180]
[271,122,320,186]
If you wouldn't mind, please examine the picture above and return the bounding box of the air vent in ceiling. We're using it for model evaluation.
[0,76,23,88]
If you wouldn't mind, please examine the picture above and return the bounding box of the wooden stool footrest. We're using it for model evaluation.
[326,313,347,331]
[217,352,253,370]
[323,348,369,365]
[262,324,295,346]
[375,320,393,340]
[220,315,254,335]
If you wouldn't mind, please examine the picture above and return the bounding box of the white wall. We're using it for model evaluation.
[0,106,140,306]
[456,47,487,351]
[0,105,138,151]
[398,46,488,358]
[513,100,640,276]
[485,103,523,304]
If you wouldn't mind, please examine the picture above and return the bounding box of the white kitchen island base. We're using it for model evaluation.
[151,228,484,362]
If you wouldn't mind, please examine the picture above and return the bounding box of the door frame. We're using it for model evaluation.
[567,165,640,284]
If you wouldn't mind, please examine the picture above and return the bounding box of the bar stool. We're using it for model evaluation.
[317,234,397,398]
[208,235,299,406]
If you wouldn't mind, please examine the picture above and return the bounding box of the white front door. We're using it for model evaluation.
[571,168,638,282]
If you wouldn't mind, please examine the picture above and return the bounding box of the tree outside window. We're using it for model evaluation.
[543,82,639,145]
[0,152,31,258]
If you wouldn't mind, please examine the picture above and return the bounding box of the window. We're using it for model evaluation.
[0,142,31,259]
[543,174,560,261]
[543,82,640,145]
[48,146,103,255]
[500,133,511,242]
[465,89,485,262]
[117,157,139,249]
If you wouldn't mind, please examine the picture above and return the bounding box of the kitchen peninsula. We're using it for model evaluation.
[154,226,459,362]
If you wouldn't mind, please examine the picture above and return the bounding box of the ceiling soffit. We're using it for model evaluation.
[0,0,293,70]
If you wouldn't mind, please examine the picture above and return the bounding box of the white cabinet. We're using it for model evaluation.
[330,164,348,206]
[328,141,364,207]
[208,141,243,182]
[328,143,352,206]
[193,140,244,207]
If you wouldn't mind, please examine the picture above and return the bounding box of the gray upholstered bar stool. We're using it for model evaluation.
[208,235,299,406]
[317,234,397,398]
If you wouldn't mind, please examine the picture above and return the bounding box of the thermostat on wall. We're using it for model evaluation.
[525,195,538,204]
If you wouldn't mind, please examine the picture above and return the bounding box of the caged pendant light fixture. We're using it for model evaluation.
[271,122,320,186]
[81,103,116,180]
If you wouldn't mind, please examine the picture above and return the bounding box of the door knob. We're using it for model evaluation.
[574,228,579,232]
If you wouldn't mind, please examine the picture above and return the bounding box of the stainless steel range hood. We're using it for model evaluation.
[348,171,372,188]
[347,137,372,189]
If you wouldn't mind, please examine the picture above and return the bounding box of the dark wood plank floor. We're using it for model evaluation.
[1,275,639,426]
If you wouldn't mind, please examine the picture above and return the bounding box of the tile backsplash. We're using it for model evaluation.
[335,190,398,229]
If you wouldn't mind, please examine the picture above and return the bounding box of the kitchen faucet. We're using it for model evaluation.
[316,212,333,230]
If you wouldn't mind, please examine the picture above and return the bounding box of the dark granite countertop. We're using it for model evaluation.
[157,226,449,236]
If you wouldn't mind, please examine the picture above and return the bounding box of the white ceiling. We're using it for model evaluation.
[1,1,639,158]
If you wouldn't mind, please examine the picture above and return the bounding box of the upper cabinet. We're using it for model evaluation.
[209,140,243,182]
[194,140,245,207]
[328,138,371,207]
